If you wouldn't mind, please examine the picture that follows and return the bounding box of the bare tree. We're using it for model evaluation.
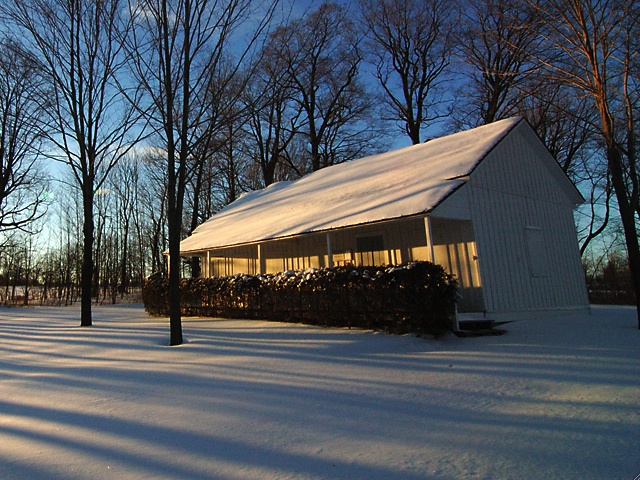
[186,57,253,272]
[519,82,594,172]
[107,158,137,295]
[270,2,378,172]
[453,0,539,128]
[139,152,169,277]
[245,42,302,186]
[126,0,277,345]
[575,156,612,256]
[530,0,640,325]
[361,0,453,144]
[515,80,609,253]
[42,175,83,306]
[454,0,612,257]
[1,0,141,327]
[0,37,49,233]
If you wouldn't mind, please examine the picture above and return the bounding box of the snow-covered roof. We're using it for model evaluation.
[180,117,523,253]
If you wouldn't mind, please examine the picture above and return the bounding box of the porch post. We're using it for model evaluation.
[326,233,334,268]
[205,251,210,278]
[257,243,265,275]
[424,216,436,263]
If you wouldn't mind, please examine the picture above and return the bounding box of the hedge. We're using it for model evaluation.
[143,261,458,336]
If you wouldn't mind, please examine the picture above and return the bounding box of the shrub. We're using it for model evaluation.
[143,261,457,336]
[141,277,169,316]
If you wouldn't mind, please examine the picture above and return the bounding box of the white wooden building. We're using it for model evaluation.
[179,117,590,319]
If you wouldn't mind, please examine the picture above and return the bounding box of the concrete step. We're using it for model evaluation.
[454,328,507,337]
[457,319,495,331]
[455,317,513,337]
[456,312,487,321]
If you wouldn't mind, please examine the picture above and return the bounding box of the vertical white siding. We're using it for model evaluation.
[467,123,589,314]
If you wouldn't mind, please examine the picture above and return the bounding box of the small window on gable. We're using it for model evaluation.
[356,235,384,252]
[525,226,547,278]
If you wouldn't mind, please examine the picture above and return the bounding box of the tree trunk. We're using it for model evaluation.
[607,145,640,327]
[167,195,183,345]
[11,265,19,303]
[408,121,420,145]
[23,244,30,306]
[81,186,94,327]
[310,134,320,172]
[263,158,276,187]
[120,216,130,295]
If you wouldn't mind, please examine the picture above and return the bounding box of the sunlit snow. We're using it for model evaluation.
[0,304,638,479]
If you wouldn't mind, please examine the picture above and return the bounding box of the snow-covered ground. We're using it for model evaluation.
[0,304,638,480]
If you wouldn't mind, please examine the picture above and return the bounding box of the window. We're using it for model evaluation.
[356,235,384,252]
[356,235,385,266]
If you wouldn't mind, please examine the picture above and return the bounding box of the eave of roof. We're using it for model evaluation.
[179,117,523,254]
